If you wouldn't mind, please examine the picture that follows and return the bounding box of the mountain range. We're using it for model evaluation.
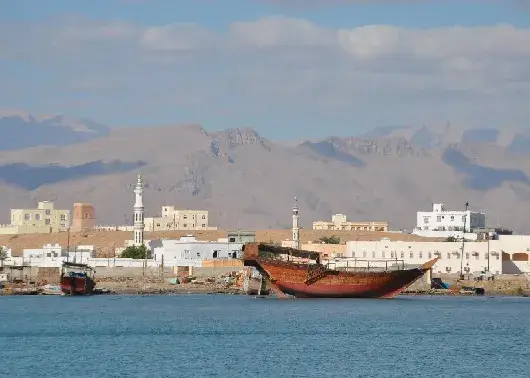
[1,110,530,232]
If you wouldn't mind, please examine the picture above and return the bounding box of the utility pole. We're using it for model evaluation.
[460,201,469,278]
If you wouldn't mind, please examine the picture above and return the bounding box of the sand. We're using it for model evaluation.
[0,229,441,256]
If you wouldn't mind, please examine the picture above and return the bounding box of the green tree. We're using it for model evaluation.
[445,236,458,242]
[319,235,341,244]
[120,244,148,259]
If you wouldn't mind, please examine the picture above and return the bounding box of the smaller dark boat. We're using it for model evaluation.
[60,262,96,295]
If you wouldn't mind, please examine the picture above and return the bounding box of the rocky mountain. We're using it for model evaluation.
[0,112,530,232]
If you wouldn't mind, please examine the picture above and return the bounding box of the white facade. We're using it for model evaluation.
[133,174,145,246]
[0,244,98,268]
[345,236,530,275]
[152,236,243,267]
[415,203,486,235]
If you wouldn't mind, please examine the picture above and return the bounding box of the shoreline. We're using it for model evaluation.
[1,284,529,297]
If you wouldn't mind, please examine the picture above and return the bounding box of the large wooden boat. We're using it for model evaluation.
[60,262,96,295]
[242,243,438,299]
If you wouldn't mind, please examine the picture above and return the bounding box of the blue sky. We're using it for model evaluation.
[1,0,530,139]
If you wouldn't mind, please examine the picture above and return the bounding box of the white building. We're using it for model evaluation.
[414,203,486,238]
[0,244,97,268]
[345,234,530,275]
[151,236,243,267]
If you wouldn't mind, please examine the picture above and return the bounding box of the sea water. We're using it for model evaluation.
[0,295,529,377]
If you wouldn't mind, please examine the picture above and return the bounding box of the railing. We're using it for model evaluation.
[324,258,406,272]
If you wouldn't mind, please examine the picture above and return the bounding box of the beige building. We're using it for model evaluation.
[144,206,217,231]
[313,214,388,232]
[3,201,70,234]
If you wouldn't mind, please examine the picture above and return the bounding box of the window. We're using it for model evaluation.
[24,213,30,221]
[45,209,51,215]
[183,215,187,219]
[410,252,413,258]
[35,214,41,221]
[60,214,66,221]
[423,217,429,224]
[390,252,394,258]
[372,251,376,258]
[475,254,479,260]
[419,252,423,259]
[202,215,206,219]
[184,223,187,228]
[450,215,454,221]
[466,253,469,259]
[156,223,160,227]
[229,237,236,242]
[382,252,385,258]
[428,252,432,259]
[447,253,451,259]
[436,216,441,222]
[202,224,206,228]
[213,250,219,258]
[400,252,404,258]
[462,215,466,222]
[197,252,200,257]
[45,219,51,225]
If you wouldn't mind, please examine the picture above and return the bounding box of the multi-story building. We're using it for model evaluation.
[8,201,70,233]
[313,214,388,232]
[144,206,216,231]
[414,203,486,238]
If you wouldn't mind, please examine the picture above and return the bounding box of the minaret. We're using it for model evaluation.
[133,173,144,246]
[292,196,300,249]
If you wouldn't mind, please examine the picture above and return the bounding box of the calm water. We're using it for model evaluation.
[0,295,529,377]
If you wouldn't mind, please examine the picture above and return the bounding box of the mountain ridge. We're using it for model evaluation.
[1,111,530,232]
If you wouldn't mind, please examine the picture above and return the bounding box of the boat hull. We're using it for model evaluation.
[60,276,96,295]
[248,259,428,299]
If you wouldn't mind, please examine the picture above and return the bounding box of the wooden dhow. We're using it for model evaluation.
[242,243,438,299]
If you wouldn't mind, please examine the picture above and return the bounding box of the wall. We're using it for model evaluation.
[301,243,347,258]
[346,240,504,275]
[412,230,478,240]
[0,224,54,235]
[94,266,172,278]
[313,220,389,232]
[152,238,243,266]
[189,266,243,278]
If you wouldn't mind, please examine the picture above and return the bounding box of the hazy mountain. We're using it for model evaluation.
[0,110,110,150]
[0,113,530,233]
[359,123,530,155]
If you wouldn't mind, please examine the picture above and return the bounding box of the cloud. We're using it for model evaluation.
[1,15,530,136]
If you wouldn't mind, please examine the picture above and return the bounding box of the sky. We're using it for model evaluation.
[1,0,530,139]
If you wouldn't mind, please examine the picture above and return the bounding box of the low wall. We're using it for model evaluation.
[94,267,173,278]
[190,266,243,278]
[202,259,243,268]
